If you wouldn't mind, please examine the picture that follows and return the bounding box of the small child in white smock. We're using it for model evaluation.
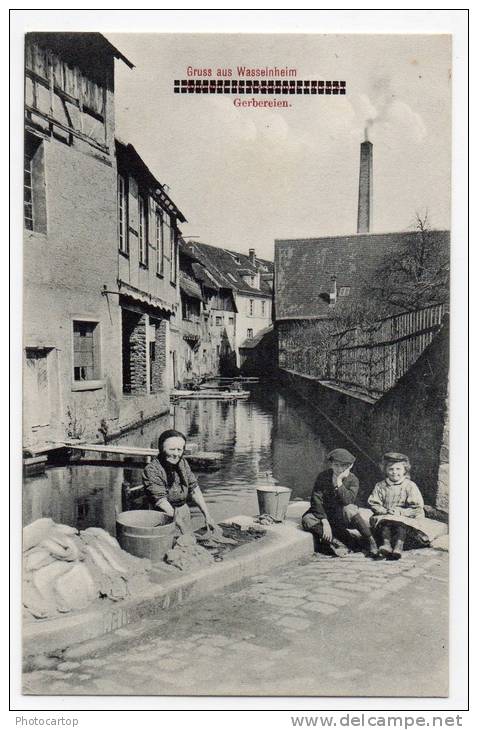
[368,452,425,560]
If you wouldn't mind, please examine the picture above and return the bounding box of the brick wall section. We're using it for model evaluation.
[129,315,147,394]
[357,140,373,234]
[150,319,167,392]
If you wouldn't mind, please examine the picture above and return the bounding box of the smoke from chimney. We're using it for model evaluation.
[357,131,373,234]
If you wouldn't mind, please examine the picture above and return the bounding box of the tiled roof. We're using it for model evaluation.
[184,241,273,297]
[190,263,220,291]
[179,274,203,301]
[115,140,186,223]
[275,230,450,320]
[239,325,273,349]
[28,32,134,69]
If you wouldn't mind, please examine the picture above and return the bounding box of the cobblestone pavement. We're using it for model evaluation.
[23,548,448,697]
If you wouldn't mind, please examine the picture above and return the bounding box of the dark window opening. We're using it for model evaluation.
[138,195,148,266]
[149,317,164,394]
[118,174,129,254]
[149,340,156,393]
[182,294,200,322]
[156,209,164,275]
[170,225,178,284]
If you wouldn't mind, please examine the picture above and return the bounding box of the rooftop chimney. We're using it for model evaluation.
[357,131,373,234]
[329,275,337,306]
[249,248,256,266]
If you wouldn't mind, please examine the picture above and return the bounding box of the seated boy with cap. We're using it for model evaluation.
[302,448,379,557]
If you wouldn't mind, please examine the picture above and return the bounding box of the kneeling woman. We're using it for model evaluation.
[142,429,216,533]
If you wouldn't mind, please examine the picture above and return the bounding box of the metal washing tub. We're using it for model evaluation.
[116,510,175,562]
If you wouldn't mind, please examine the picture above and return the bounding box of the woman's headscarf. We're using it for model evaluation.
[157,429,187,469]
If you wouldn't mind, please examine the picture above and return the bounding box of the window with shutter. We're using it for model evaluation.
[73,321,100,381]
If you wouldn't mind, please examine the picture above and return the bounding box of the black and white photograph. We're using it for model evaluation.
[12,9,468,712]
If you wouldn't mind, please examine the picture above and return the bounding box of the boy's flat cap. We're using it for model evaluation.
[327,448,355,464]
[383,452,409,463]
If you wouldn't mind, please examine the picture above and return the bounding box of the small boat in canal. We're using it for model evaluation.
[171,389,250,401]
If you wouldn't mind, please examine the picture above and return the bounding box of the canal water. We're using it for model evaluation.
[23,382,379,535]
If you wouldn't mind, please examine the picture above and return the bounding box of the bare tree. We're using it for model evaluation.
[281,212,449,379]
[366,211,450,311]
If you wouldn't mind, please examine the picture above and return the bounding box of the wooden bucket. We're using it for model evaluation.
[116,510,176,562]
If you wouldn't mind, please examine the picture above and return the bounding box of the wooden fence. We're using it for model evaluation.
[328,304,445,396]
[281,304,445,397]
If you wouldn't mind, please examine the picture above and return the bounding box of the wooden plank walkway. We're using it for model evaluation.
[57,442,223,468]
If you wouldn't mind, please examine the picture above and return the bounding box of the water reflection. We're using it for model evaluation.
[23,464,123,535]
[23,383,378,533]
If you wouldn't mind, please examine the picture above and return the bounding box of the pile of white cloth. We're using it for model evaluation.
[23,518,151,620]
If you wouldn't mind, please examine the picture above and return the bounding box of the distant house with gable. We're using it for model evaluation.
[183,241,274,370]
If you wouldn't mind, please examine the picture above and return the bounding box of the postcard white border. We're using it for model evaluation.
[8,6,469,721]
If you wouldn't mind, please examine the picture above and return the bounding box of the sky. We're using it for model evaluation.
[107,33,451,261]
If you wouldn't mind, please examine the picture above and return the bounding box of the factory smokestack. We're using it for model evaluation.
[357,131,373,234]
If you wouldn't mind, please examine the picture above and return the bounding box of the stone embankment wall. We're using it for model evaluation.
[280,324,449,509]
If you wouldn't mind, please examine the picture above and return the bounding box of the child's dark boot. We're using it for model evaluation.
[389,538,404,560]
[378,538,393,558]
[368,535,379,558]
[329,538,349,558]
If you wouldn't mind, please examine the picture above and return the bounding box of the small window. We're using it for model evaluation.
[249,299,254,316]
[138,196,148,266]
[338,286,351,297]
[247,328,253,339]
[156,209,164,275]
[118,174,129,254]
[24,133,47,233]
[73,321,100,381]
[170,225,178,284]
[24,149,33,230]
[261,301,266,316]
[216,316,222,326]
[228,316,234,325]
[216,345,220,356]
